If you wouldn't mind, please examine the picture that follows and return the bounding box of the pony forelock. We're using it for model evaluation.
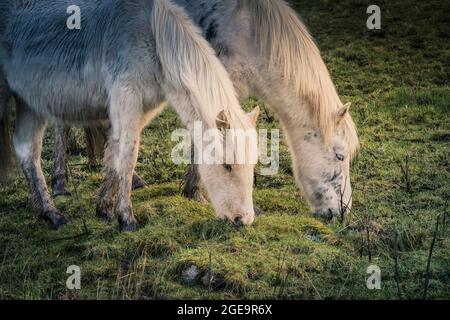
[152,0,258,164]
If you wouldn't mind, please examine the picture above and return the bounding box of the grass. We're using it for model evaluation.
[0,0,449,299]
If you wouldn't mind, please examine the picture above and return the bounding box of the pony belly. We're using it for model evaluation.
[44,104,110,125]
[6,65,109,124]
[18,88,109,125]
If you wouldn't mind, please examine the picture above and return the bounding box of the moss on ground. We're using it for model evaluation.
[0,0,449,299]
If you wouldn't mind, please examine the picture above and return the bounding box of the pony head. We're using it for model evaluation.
[295,103,359,221]
[198,107,260,226]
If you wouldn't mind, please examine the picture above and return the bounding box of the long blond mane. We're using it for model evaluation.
[239,0,359,157]
[152,0,251,132]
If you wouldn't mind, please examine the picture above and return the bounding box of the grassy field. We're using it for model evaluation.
[0,0,449,299]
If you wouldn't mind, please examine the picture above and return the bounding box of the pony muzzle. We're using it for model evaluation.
[229,212,255,227]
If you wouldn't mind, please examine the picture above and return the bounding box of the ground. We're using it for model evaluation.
[0,0,449,299]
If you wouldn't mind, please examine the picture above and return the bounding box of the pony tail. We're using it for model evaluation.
[151,0,246,130]
[0,71,14,182]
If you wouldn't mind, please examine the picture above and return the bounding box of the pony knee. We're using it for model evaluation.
[13,136,33,165]
[13,104,46,165]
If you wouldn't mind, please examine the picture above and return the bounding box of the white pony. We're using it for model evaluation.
[0,0,259,231]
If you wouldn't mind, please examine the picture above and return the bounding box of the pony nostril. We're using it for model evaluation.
[233,216,243,227]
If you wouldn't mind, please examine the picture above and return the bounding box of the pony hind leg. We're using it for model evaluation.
[52,124,71,197]
[96,136,119,222]
[14,101,68,228]
[181,161,206,203]
[84,124,146,190]
[84,125,106,169]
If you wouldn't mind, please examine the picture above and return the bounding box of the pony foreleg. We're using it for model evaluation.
[115,127,141,232]
[84,124,145,190]
[52,124,71,197]
[14,102,68,228]
[101,87,143,232]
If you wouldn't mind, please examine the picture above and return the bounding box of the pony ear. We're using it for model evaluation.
[248,106,260,126]
[216,110,231,133]
[336,103,351,124]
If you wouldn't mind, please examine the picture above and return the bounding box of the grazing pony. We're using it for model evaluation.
[0,0,259,231]
[176,0,360,219]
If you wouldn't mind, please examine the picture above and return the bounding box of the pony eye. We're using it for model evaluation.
[336,153,345,162]
[223,164,233,172]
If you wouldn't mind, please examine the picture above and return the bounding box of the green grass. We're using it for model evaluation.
[0,0,449,299]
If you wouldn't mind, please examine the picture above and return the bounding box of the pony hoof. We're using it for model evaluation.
[39,210,69,229]
[52,215,69,229]
[96,209,114,222]
[182,189,208,203]
[119,219,139,233]
[53,188,71,198]
[190,192,207,204]
[132,174,146,190]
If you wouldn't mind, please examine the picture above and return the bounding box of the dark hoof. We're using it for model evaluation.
[53,188,71,198]
[39,210,69,229]
[132,174,146,190]
[96,209,114,222]
[52,215,69,229]
[186,191,208,203]
[52,180,71,198]
[182,186,208,203]
[119,219,139,233]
